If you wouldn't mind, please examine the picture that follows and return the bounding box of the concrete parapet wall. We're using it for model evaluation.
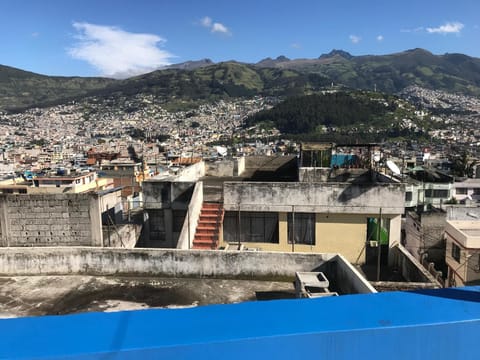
[102,224,141,248]
[176,161,205,182]
[224,182,405,214]
[236,156,245,176]
[320,255,377,294]
[205,158,245,177]
[0,247,336,279]
[299,168,330,182]
[177,182,203,249]
[390,244,441,286]
[206,161,235,177]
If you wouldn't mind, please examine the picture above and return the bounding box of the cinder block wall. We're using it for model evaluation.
[0,194,102,247]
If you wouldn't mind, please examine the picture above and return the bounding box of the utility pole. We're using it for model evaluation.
[376,208,383,281]
[291,205,295,253]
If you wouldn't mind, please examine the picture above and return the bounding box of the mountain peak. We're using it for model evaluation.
[256,55,290,66]
[275,55,290,62]
[166,59,214,70]
[319,49,353,60]
[404,48,433,56]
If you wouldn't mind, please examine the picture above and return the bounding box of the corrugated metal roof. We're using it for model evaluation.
[1,287,480,359]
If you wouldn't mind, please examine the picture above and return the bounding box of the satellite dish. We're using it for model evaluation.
[373,154,381,163]
[216,146,228,157]
[386,160,401,175]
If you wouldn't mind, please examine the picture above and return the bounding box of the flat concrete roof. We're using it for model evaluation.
[0,276,295,318]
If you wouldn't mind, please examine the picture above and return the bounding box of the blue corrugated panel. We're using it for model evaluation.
[1,287,480,359]
[330,154,358,167]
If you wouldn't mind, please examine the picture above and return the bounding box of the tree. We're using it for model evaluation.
[451,151,476,178]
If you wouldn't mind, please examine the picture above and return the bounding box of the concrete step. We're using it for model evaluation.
[200,209,222,216]
[196,232,216,238]
[192,202,223,250]
[198,218,220,224]
[202,203,222,209]
[201,210,222,215]
[193,238,216,245]
[196,225,216,231]
[192,245,216,250]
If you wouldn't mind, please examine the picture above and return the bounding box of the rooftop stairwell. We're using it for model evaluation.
[192,202,224,250]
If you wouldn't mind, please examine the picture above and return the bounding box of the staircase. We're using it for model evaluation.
[192,202,224,250]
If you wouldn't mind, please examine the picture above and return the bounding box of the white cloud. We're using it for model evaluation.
[426,22,464,34]
[401,27,424,33]
[200,16,212,28]
[211,22,230,35]
[291,43,302,49]
[199,16,231,36]
[69,22,174,78]
[376,35,384,42]
[349,35,361,44]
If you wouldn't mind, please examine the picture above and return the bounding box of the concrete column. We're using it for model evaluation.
[0,195,9,247]
[164,209,173,248]
[388,214,402,266]
[89,194,103,247]
[278,212,288,250]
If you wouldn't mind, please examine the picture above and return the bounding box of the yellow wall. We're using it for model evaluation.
[220,211,380,264]
[315,214,367,264]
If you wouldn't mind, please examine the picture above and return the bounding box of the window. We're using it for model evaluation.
[433,189,449,198]
[405,192,413,201]
[223,211,279,243]
[473,188,480,195]
[425,189,449,198]
[451,242,461,263]
[456,188,468,195]
[288,213,315,245]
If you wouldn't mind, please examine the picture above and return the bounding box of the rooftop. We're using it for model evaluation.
[1,286,480,359]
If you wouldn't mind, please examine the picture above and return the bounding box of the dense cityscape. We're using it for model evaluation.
[1,0,480,357]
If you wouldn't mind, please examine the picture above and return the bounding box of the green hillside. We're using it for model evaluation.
[245,91,426,142]
[257,48,480,95]
[2,48,480,112]
[96,62,331,102]
[0,65,115,112]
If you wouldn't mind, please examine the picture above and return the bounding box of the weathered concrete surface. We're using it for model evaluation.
[0,193,102,247]
[223,182,405,214]
[0,276,294,318]
[319,254,377,294]
[102,224,141,248]
[177,182,203,249]
[390,245,441,287]
[0,248,335,280]
[205,157,245,177]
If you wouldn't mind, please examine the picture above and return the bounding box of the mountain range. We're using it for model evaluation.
[1,48,480,112]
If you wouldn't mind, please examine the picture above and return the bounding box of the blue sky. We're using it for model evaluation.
[1,0,479,78]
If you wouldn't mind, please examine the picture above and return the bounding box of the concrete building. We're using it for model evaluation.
[453,178,480,204]
[142,149,405,266]
[0,170,113,195]
[141,161,206,248]
[221,178,404,265]
[403,209,446,268]
[404,167,454,211]
[99,159,152,199]
[445,219,480,286]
